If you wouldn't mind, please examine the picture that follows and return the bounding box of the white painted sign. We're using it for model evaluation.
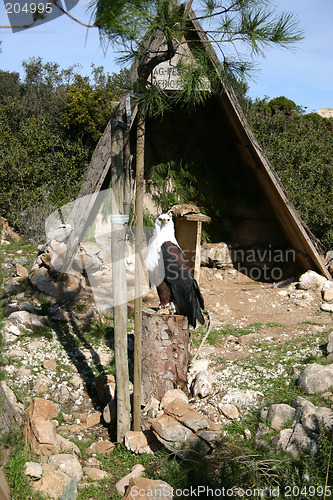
[151,59,211,91]
[152,62,182,90]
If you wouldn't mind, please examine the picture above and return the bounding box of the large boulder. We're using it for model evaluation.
[24,398,58,456]
[298,270,327,292]
[297,363,333,395]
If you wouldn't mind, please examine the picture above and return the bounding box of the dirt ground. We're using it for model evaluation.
[143,265,332,363]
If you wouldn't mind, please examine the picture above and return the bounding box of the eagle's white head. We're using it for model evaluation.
[146,213,179,272]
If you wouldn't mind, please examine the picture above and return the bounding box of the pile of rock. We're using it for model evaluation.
[298,270,333,312]
[257,395,333,459]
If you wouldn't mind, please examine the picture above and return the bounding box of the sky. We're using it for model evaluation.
[0,0,332,112]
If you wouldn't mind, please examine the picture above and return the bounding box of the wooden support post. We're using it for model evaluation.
[110,102,131,442]
[141,308,190,404]
[133,115,145,430]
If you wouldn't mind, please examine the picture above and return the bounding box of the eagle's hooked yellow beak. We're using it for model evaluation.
[161,217,169,225]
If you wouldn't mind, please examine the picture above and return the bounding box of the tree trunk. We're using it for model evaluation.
[141,308,189,404]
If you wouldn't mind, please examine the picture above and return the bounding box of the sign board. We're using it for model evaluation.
[151,57,210,91]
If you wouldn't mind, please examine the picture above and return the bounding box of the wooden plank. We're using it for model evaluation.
[110,102,131,442]
[133,115,145,431]
[60,122,112,273]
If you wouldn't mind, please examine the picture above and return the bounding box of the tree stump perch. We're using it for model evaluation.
[141,308,190,404]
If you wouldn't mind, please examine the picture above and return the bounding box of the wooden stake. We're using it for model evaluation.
[110,102,131,442]
[133,114,145,431]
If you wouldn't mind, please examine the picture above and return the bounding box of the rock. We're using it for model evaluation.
[220,389,264,410]
[244,429,252,440]
[48,454,83,482]
[163,399,210,432]
[327,332,333,355]
[150,414,193,452]
[266,404,296,431]
[0,381,25,436]
[55,434,81,455]
[58,270,85,294]
[43,358,57,371]
[272,428,293,453]
[29,267,60,297]
[86,412,102,428]
[1,322,22,343]
[32,466,71,499]
[24,461,43,479]
[72,241,104,273]
[188,359,210,386]
[49,242,67,271]
[191,370,213,398]
[321,303,333,313]
[219,403,239,420]
[103,400,117,425]
[286,424,317,458]
[95,374,116,405]
[143,398,161,419]
[297,363,333,394]
[298,271,327,291]
[116,464,146,495]
[33,374,53,396]
[124,430,159,454]
[8,310,48,332]
[69,374,83,389]
[15,263,29,280]
[83,467,108,481]
[316,407,333,432]
[46,224,73,243]
[201,242,233,269]
[322,281,333,302]
[7,348,27,359]
[160,389,188,409]
[1,216,20,242]
[85,440,115,455]
[122,477,173,500]
[24,398,58,456]
[84,457,102,467]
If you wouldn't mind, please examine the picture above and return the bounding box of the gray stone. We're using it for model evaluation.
[47,224,72,243]
[297,363,333,394]
[24,461,43,479]
[220,389,264,409]
[48,454,83,482]
[286,423,317,458]
[272,428,293,452]
[327,332,333,355]
[298,271,327,292]
[266,403,295,431]
[8,310,48,332]
[322,281,333,302]
[321,303,333,313]
[32,466,72,500]
[191,370,213,398]
[150,414,193,444]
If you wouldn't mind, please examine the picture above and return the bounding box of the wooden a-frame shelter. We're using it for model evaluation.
[61,10,330,281]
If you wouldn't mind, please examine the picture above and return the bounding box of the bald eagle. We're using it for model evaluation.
[146,213,205,328]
